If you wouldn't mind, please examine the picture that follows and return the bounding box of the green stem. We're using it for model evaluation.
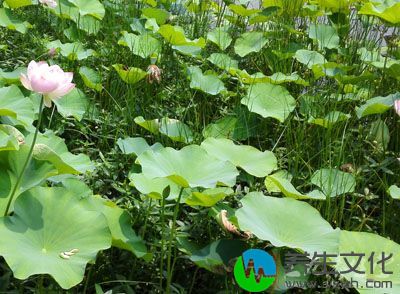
[159,194,166,290]
[4,96,44,216]
[165,187,184,294]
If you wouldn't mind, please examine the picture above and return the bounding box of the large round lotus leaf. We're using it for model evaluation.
[207,53,238,71]
[185,187,234,207]
[68,0,105,20]
[311,168,356,198]
[136,145,239,188]
[189,239,248,273]
[0,124,24,152]
[308,24,339,49]
[336,231,400,293]
[0,145,57,215]
[241,83,296,122]
[158,25,206,47]
[118,31,161,59]
[234,32,267,57]
[265,171,326,200]
[4,0,32,9]
[134,116,194,143]
[129,172,183,200]
[53,88,89,121]
[81,196,147,258]
[355,93,399,118]
[141,8,169,25]
[112,64,147,84]
[0,187,111,289]
[46,40,95,61]
[207,27,232,50]
[187,66,226,96]
[0,85,34,128]
[117,137,163,156]
[294,49,327,69]
[236,192,339,253]
[79,66,102,92]
[359,1,400,24]
[201,138,277,177]
[27,132,94,174]
[0,8,32,34]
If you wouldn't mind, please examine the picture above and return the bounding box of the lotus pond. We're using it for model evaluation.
[0,0,400,293]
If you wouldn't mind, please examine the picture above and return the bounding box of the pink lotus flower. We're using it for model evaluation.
[20,61,75,108]
[39,0,57,8]
[395,100,400,117]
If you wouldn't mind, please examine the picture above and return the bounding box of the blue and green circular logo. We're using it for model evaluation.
[234,249,277,292]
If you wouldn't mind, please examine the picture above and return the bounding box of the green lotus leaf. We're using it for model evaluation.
[203,111,256,141]
[158,24,206,47]
[368,119,390,149]
[51,0,101,34]
[207,53,238,71]
[53,88,89,121]
[241,83,296,122]
[315,0,356,11]
[0,125,24,152]
[4,0,32,8]
[188,66,226,95]
[0,85,35,128]
[388,185,400,200]
[172,45,203,57]
[46,40,95,61]
[202,116,238,139]
[308,111,351,128]
[311,168,356,198]
[356,93,399,118]
[0,145,58,215]
[201,138,277,177]
[61,177,93,199]
[0,186,111,289]
[336,230,400,293]
[136,145,239,188]
[264,170,293,193]
[185,187,234,207]
[294,49,327,69]
[0,8,32,34]
[141,7,169,25]
[234,32,268,57]
[129,173,183,200]
[189,239,248,273]
[82,195,147,258]
[117,137,163,156]
[207,27,232,50]
[308,24,339,49]
[236,192,340,253]
[118,31,161,59]
[265,172,326,200]
[359,0,400,24]
[233,69,308,85]
[228,4,260,16]
[113,64,147,84]
[79,66,102,92]
[68,0,105,20]
[134,116,194,143]
[27,132,94,174]
[0,67,26,85]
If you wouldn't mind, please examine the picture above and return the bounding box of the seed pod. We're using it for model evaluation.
[59,252,70,260]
